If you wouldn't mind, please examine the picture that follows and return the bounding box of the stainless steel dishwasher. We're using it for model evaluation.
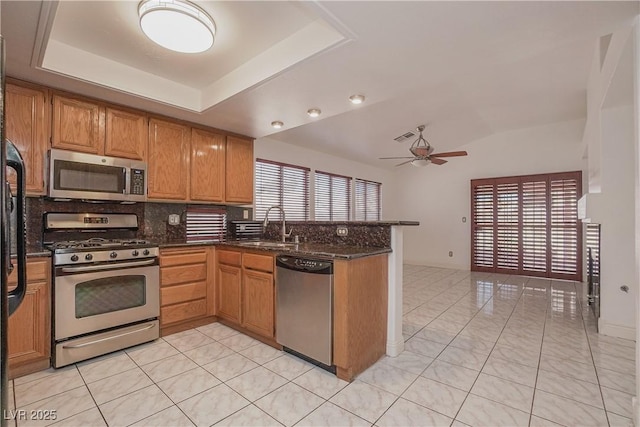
[276,255,334,369]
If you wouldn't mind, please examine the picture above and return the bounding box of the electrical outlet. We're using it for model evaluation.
[168,214,180,226]
[336,226,349,236]
[449,251,453,257]
[243,209,249,219]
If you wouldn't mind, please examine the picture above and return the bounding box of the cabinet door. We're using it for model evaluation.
[147,118,190,200]
[105,108,148,160]
[190,128,225,202]
[7,258,50,372]
[5,82,48,195]
[216,264,241,324]
[225,136,253,203]
[52,95,104,155]
[241,269,274,338]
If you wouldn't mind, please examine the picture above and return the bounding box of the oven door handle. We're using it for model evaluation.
[62,322,156,349]
[60,258,157,273]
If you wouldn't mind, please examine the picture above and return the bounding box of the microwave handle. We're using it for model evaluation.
[123,167,128,194]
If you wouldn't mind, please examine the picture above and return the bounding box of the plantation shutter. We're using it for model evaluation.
[522,179,548,275]
[255,159,310,221]
[186,206,226,242]
[585,223,601,277]
[471,171,582,280]
[315,171,351,221]
[355,179,381,221]
[550,174,580,276]
[471,180,495,271]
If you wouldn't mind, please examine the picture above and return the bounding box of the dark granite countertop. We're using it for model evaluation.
[158,239,391,260]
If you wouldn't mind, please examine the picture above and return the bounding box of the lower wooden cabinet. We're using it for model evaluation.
[215,249,275,340]
[8,257,51,379]
[160,246,215,333]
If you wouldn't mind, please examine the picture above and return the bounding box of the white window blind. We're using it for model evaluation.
[355,179,381,221]
[186,206,226,242]
[471,171,582,281]
[255,159,310,221]
[315,171,351,221]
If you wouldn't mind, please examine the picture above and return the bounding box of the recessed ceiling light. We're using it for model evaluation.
[349,94,365,105]
[139,0,216,54]
[271,121,284,129]
[307,108,321,118]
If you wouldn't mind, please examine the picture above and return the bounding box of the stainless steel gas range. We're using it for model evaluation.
[45,213,160,368]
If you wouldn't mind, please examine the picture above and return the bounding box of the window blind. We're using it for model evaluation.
[315,171,351,221]
[471,171,582,280]
[186,206,226,242]
[355,178,381,221]
[255,159,310,221]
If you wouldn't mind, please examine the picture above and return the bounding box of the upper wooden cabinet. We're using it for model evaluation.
[190,128,225,202]
[52,95,104,155]
[52,94,147,160]
[147,118,190,200]
[105,107,148,160]
[225,136,254,204]
[5,81,48,195]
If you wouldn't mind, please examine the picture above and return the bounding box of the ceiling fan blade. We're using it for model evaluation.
[430,150,468,158]
[430,157,448,165]
[379,156,414,159]
[395,160,413,167]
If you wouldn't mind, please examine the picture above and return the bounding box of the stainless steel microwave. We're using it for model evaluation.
[48,149,147,202]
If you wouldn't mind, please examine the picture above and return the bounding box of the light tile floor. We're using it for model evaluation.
[9,266,636,426]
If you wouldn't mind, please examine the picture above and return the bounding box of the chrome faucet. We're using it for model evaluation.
[262,205,292,242]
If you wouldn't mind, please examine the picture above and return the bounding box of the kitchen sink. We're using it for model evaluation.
[236,241,297,249]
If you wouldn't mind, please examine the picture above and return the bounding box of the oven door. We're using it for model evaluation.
[54,259,159,340]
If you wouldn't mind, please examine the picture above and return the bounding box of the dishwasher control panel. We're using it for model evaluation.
[276,256,333,274]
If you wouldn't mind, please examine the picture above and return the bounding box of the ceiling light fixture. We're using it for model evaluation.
[307,108,321,118]
[411,158,430,167]
[138,0,216,54]
[271,121,284,129]
[349,94,365,105]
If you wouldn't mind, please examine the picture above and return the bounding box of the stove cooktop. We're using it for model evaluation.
[47,238,154,251]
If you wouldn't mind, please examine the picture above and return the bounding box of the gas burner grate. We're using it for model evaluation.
[48,238,153,250]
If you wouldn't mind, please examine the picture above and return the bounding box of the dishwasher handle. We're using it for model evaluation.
[276,256,333,274]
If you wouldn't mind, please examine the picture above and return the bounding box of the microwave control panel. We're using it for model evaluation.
[130,169,146,195]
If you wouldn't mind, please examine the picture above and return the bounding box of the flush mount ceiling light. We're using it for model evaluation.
[271,121,284,129]
[138,0,216,53]
[349,94,365,105]
[307,108,321,118]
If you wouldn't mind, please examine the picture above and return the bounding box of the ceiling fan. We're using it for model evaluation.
[380,125,467,167]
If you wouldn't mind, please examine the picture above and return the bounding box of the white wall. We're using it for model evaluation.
[253,137,397,219]
[392,119,585,269]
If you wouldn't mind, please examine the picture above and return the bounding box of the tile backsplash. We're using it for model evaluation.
[25,197,252,251]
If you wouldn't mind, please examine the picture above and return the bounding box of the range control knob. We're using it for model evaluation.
[143,249,150,256]
[132,250,139,257]
[110,251,118,259]
[85,254,93,261]
[70,255,79,262]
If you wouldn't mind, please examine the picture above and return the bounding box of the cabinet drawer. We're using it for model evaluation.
[217,250,241,266]
[242,253,274,273]
[160,250,207,267]
[161,264,207,286]
[8,258,49,287]
[161,282,207,306]
[161,299,207,326]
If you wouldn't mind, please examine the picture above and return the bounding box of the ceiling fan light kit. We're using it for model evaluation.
[379,124,468,167]
[139,0,216,53]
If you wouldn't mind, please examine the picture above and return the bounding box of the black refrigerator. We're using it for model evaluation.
[0,35,28,425]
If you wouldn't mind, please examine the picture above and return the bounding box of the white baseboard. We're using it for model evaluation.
[386,339,405,357]
[598,320,636,340]
[402,259,469,270]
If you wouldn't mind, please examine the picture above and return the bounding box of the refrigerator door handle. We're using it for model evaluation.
[6,140,26,315]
